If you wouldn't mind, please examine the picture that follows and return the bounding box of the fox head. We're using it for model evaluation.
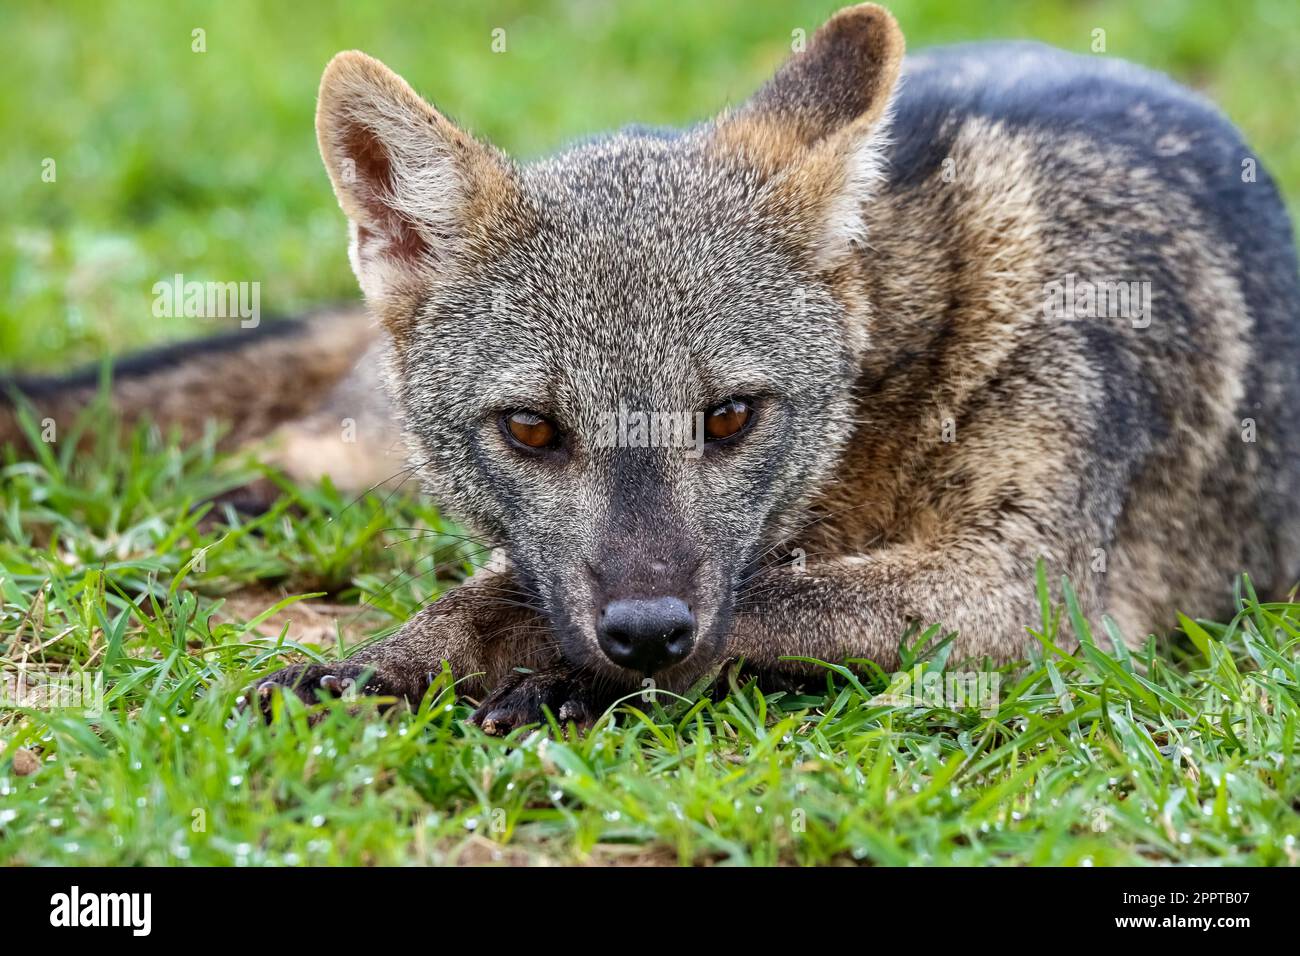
[316,4,904,688]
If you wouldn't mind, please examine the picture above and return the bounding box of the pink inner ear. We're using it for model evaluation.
[340,119,430,266]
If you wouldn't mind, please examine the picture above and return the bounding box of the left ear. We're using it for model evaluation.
[713,3,905,268]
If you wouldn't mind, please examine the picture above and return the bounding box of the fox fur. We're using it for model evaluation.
[4,5,1297,732]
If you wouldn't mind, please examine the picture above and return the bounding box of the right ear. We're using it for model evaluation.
[316,51,520,309]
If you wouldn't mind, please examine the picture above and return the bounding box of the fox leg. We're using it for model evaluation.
[250,562,560,716]
[722,542,1095,681]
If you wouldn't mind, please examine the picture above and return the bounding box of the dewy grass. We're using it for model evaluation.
[1,404,1297,866]
[2,0,1298,868]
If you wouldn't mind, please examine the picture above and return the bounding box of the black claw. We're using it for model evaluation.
[557,700,589,724]
[244,663,392,725]
[478,713,509,736]
[471,669,601,735]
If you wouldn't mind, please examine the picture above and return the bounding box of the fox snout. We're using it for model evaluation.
[586,548,705,676]
[596,596,696,674]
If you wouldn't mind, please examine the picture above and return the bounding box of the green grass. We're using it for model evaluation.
[1,412,1298,865]
[3,0,1300,865]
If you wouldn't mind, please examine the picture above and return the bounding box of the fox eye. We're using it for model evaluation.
[703,398,753,443]
[502,410,560,450]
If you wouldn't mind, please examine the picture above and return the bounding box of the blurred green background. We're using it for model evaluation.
[3,0,1297,371]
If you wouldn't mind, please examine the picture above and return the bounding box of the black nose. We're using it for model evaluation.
[596,597,696,673]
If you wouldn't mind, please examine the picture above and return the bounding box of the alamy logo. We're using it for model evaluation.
[1042,273,1152,328]
[2,666,103,716]
[49,886,151,936]
[594,403,706,458]
[874,666,1001,716]
[152,273,260,328]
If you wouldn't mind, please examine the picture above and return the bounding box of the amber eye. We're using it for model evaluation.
[703,398,753,442]
[503,410,559,450]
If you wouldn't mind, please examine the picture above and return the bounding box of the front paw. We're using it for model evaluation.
[470,668,601,736]
[243,661,400,720]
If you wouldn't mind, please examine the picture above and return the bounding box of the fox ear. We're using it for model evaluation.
[316,51,519,307]
[716,3,904,266]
